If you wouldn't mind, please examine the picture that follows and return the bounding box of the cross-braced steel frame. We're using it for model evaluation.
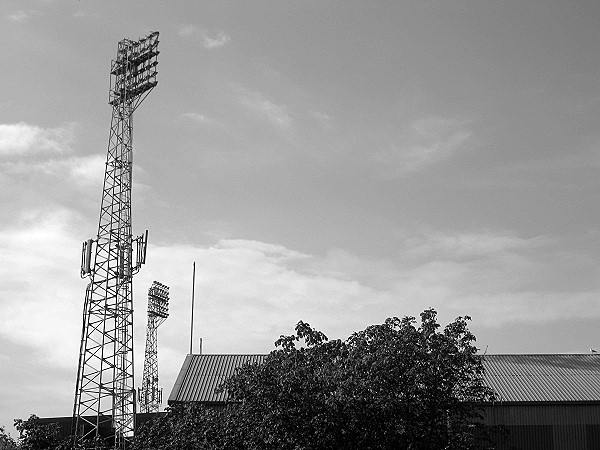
[138,281,169,414]
[73,31,159,450]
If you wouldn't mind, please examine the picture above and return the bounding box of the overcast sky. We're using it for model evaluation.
[1,0,600,432]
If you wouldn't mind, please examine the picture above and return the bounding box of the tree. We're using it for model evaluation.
[9,415,105,450]
[134,309,495,449]
[13,415,63,450]
[0,426,18,450]
[132,403,234,450]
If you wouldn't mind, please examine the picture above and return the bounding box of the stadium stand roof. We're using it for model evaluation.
[168,354,266,404]
[168,353,600,405]
[483,354,600,403]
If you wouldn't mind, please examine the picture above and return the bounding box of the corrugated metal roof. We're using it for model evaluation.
[168,354,266,404]
[483,354,600,403]
[168,353,600,405]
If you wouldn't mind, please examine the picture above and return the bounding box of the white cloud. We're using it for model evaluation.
[1,154,105,188]
[0,122,75,156]
[181,112,222,127]
[217,239,311,262]
[376,117,472,176]
[179,25,231,49]
[7,10,41,22]
[182,112,210,123]
[137,231,600,359]
[68,154,105,184]
[1,213,598,425]
[0,207,596,366]
[502,143,600,176]
[310,110,332,128]
[238,88,292,130]
[446,290,600,326]
[178,25,197,37]
[404,231,550,259]
[0,208,85,370]
[73,11,99,19]
[2,219,594,369]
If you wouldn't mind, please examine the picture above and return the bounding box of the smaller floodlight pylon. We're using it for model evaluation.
[138,281,169,413]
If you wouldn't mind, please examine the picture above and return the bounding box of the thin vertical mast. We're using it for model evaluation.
[190,261,196,354]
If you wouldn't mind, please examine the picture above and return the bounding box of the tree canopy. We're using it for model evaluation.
[134,309,495,450]
[0,426,18,450]
[1,415,70,450]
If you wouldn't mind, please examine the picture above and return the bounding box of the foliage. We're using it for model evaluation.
[9,415,113,450]
[131,404,226,450]
[0,426,18,450]
[134,309,495,450]
[11,415,69,450]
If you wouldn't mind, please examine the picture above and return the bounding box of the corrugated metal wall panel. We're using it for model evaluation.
[490,425,553,450]
[585,425,600,448]
[483,405,600,450]
[554,425,586,450]
[483,424,600,450]
[484,404,600,426]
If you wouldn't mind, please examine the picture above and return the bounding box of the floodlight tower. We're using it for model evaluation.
[73,31,159,449]
[138,281,169,413]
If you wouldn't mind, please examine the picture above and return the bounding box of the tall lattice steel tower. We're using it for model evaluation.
[73,31,159,449]
[138,281,169,413]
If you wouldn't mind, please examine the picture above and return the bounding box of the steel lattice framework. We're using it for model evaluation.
[138,281,169,413]
[73,31,159,449]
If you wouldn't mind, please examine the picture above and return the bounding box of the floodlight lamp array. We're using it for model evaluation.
[109,31,159,107]
[148,280,169,319]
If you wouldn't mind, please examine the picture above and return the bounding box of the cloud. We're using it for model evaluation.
[0,122,75,156]
[376,117,472,176]
[182,112,210,123]
[310,229,600,327]
[179,25,231,49]
[67,154,105,184]
[1,215,594,369]
[1,154,105,187]
[0,208,85,371]
[0,336,73,432]
[181,112,221,127]
[137,230,600,359]
[0,206,596,367]
[310,111,331,128]
[7,10,41,22]
[498,140,600,180]
[1,213,598,426]
[403,231,550,259]
[457,139,600,190]
[389,229,600,328]
[73,11,99,19]
[217,239,311,263]
[238,88,292,130]
[0,206,91,428]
